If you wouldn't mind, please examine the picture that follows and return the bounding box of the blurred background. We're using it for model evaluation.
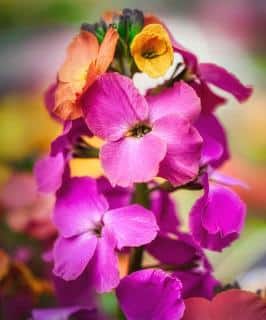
[0,0,266,309]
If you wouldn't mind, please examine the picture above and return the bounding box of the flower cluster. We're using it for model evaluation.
[33,8,255,320]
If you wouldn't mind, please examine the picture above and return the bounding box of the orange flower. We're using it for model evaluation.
[54,28,119,120]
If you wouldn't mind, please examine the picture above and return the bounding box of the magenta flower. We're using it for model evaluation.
[52,177,158,292]
[116,269,185,320]
[189,173,246,251]
[82,72,202,187]
[34,118,91,193]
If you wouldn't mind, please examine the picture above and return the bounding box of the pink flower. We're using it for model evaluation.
[83,72,202,187]
[52,177,158,292]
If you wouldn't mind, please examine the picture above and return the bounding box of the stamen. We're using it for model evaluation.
[126,123,152,138]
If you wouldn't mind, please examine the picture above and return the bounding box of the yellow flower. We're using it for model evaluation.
[130,24,174,78]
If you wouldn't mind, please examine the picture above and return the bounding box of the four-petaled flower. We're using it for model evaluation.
[53,177,158,292]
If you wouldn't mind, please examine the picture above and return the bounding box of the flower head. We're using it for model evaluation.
[52,177,158,292]
[54,28,119,120]
[189,173,246,251]
[116,269,185,320]
[83,72,202,187]
[130,24,174,78]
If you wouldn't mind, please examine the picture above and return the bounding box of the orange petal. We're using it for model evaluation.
[59,31,99,83]
[96,27,119,75]
[0,250,10,280]
[54,82,82,120]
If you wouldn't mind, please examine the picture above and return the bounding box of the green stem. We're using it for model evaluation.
[128,183,150,274]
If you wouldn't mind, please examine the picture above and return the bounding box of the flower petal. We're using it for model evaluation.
[53,234,97,281]
[147,81,201,123]
[104,204,158,250]
[89,228,119,293]
[58,31,99,83]
[190,81,226,114]
[196,114,230,168]
[34,153,65,193]
[32,306,94,320]
[83,73,149,141]
[154,116,202,186]
[199,63,252,102]
[116,269,185,320]
[150,189,180,234]
[100,134,167,187]
[53,177,108,237]
[96,27,119,74]
[147,233,201,267]
[189,175,246,251]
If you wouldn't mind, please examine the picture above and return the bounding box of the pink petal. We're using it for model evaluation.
[104,204,158,250]
[199,63,252,102]
[100,134,167,187]
[154,116,202,186]
[147,81,201,123]
[83,73,149,141]
[89,229,120,293]
[34,153,65,193]
[196,114,230,168]
[116,269,185,320]
[190,81,226,114]
[53,234,97,281]
[53,177,108,237]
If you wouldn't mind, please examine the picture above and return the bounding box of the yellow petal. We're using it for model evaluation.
[130,24,173,78]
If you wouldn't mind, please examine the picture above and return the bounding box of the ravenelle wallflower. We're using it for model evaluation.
[83,72,202,187]
[52,177,158,292]
[27,7,257,320]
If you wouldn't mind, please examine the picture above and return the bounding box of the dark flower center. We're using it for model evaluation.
[93,222,103,238]
[127,123,152,138]
[142,50,160,59]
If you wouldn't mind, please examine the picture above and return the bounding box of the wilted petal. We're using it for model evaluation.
[104,204,158,250]
[53,234,97,281]
[83,73,149,141]
[100,134,166,187]
[116,269,185,320]
[199,63,252,102]
[54,177,108,237]
[147,82,201,123]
